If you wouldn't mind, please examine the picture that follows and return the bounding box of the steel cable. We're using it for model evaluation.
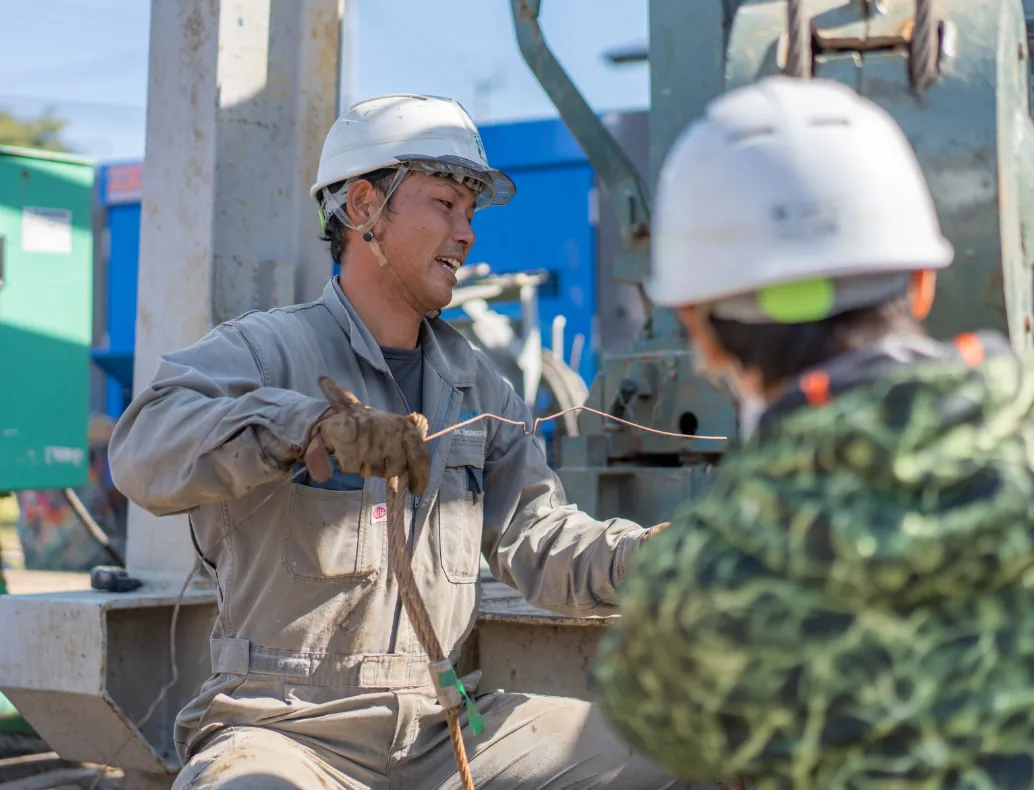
[786,0,812,77]
[911,0,940,92]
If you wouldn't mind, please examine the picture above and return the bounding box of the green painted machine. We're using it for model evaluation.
[508,0,1034,527]
[0,145,95,492]
[0,145,95,754]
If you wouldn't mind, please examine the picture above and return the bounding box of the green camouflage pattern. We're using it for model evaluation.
[593,337,1034,789]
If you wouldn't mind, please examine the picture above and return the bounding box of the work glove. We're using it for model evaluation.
[303,376,431,494]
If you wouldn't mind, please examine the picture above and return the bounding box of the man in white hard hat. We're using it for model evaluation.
[109,95,679,789]
[593,75,1034,788]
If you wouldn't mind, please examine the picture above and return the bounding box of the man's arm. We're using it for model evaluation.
[480,381,647,617]
[109,320,330,517]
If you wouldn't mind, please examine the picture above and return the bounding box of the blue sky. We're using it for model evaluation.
[1,0,650,163]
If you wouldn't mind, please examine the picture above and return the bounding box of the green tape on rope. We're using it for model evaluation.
[458,680,484,736]
[438,667,484,736]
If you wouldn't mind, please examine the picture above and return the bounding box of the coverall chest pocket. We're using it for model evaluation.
[281,483,385,582]
[437,439,485,584]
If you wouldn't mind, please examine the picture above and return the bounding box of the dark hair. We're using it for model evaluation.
[319,168,400,266]
[708,293,924,388]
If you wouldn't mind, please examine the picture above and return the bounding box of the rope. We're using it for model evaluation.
[910,0,939,92]
[371,409,474,787]
[386,473,475,790]
[785,0,811,78]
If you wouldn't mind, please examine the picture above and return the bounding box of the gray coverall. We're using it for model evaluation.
[109,277,683,790]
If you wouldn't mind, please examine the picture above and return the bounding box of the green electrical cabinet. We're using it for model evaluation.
[0,145,95,491]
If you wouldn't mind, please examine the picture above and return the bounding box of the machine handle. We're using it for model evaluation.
[510,0,652,256]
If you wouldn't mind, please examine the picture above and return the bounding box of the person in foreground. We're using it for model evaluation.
[109,94,682,789]
[592,74,1034,789]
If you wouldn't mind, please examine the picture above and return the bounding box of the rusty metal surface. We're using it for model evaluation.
[814,16,916,51]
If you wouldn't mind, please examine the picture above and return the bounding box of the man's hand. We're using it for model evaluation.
[303,376,431,494]
[641,522,670,541]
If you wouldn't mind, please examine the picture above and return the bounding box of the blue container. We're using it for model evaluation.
[92,162,142,418]
[95,117,600,418]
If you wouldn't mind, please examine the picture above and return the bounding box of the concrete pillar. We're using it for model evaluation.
[128,0,343,576]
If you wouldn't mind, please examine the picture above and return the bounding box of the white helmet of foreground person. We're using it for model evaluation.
[311,93,515,230]
[646,75,954,324]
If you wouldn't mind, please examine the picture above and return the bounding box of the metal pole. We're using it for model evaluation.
[62,488,125,567]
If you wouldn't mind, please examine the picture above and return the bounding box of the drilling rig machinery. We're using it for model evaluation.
[510,0,1034,523]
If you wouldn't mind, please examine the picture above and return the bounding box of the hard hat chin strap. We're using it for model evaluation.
[361,229,442,320]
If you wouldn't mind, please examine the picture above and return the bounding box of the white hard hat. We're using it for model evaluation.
[646,75,954,323]
[310,94,515,211]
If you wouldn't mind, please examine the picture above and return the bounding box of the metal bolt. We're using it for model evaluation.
[1025,315,1032,333]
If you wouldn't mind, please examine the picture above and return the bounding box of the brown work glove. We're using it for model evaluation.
[303,376,431,494]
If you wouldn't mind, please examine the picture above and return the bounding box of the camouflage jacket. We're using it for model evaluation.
[593,330,1034,789]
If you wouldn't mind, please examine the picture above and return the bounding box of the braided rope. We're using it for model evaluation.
[785,0,812,77]
[911,0,939,92]
[386,469,475,790]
